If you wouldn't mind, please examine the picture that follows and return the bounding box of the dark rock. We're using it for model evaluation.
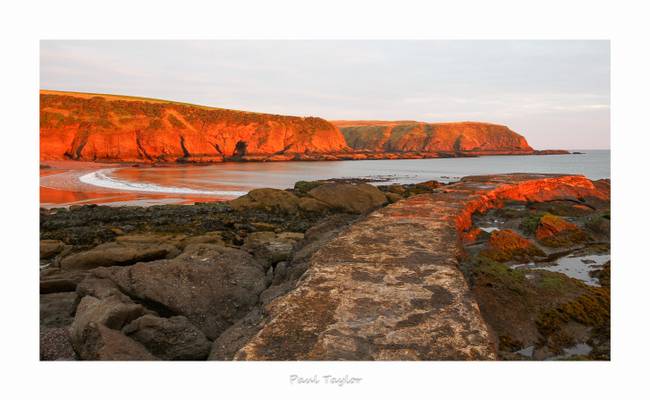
[385,192,402,203]
[92,244,267,339]
[123,315,211,360]
[242,231,303,267]
[69,295,149,346]
[40,239,64,259]
[297,197,330,212]
[307,183,387,214]
[208,308,266,361]
[229,189,300,213]
[272,261,288,284]
[73,324,158,361]
[60,235,181,270]
[40,278,78,294]
[40,292,77,328]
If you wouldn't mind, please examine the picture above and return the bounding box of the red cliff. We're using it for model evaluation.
[41,91,549,164]
[333,120,534,155]
[40,91,349,163]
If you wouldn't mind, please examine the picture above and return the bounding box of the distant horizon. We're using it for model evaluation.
[40,41,610,150]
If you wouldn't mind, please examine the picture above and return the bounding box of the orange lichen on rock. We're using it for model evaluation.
[535,214,588,247]
[481,229,545,262]
[449,174,610,235]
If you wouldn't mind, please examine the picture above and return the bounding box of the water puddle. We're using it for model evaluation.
[512,253,609,286]
[548,343,593,360]
[515,345,535,358]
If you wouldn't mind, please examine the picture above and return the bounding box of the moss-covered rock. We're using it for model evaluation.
[480,229,545,262]
[535,214,588,247]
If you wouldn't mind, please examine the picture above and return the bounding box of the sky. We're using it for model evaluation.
[40,40,610,149]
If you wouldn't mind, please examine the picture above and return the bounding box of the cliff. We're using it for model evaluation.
[40,90,551,163]
[40,90,349,162]
[333,120,534,155]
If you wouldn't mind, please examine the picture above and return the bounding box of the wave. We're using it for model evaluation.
[79,168,247,197]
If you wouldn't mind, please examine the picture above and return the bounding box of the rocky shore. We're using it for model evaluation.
[40,174,610,360]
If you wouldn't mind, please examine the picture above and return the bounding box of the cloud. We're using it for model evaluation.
[40,40,610,149]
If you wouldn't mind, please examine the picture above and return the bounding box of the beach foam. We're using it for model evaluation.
[79,168,247,196]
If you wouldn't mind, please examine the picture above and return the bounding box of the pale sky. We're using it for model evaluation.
[40,40,610,149]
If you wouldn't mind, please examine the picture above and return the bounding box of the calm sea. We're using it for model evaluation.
[41,150,610,207]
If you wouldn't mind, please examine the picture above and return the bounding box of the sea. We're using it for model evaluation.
[40,150,610,207]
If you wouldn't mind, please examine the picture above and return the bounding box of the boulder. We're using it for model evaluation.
[123,315,211,360]
[92,244,267,339]
[297,197,330,213]
[40,239,64,259]
[306,183,387,214]
[69,294,152,360]
[385,192,403,203]
[293,180,323,194]
[179,231,225,248]
[208,308,266,361]
[243,232,303,267]
[69,296,149,345]
[535,214,588,247]
[40,292,77,328]
[74,323,158,361]
[60,239,180,270]
[229,189,300,213]
[481,229,545,262]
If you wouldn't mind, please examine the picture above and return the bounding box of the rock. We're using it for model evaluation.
[535,214,587,247]
[415,180,442,190]
[229,189,300,213]
[234,191,497,361]
[250,222,277,232]
[40,278,78,294]
[481,229,545,262]
[69,294,152,360]
[59,239,180,270]
[74,324,158,361]
[277,232,305,241]
[76,275,132,302]
[294,180,323,194]
[69,296,149,343]
[297,197,330,212]
[462,228,490,244]
[122,315,211,360]
[234,174,609,360]
[265,266,274,285]
[40,239,64,259]
[92,244,266,339]
[385,192,402,203]
[386,183,407,195]
[180,231,225,248]
[272,261,288,284]
[243,231,302,267]
[41,292,77,328]
[41,327,76,360]
[306,183,387,214]
[209,308,266,361]
[259,281,293,305]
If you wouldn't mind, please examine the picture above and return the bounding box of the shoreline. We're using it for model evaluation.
[40,173,611,361]
[40,149,571,166]
[39,151,610,208]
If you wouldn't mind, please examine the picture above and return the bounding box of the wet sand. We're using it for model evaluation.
[40,161,227,208]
